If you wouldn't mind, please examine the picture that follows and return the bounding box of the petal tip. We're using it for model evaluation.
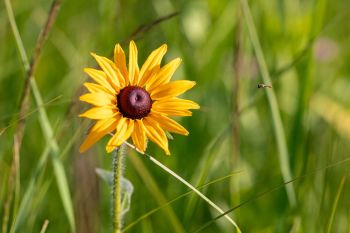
[130,40,136,47]
[161,44,168,51]
[79,146,85,153]
[138,148,145,154]
[114,43,123,54]
[83,67,95,75]
[106,146,114,153]
[163,145,171,155]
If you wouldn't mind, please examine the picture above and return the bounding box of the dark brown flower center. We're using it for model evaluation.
[117,86,152,119]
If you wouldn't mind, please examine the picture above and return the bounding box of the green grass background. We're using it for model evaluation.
[1,0,350,232]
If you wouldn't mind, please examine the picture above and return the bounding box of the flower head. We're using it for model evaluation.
[79,41,199,155]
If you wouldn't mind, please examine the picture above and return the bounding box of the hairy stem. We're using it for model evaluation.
[113,146,124,233]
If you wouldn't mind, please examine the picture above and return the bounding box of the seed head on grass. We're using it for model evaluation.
[79,41,199,155]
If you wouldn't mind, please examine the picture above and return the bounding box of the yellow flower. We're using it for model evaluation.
[79,41,199,155]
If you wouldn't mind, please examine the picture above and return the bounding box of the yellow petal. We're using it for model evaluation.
[79,117,119,153]
[138,44,167,86]
[143,117,170,155]
[131,119,147,153]
[153,98,200,110]
[90,53,125,88]
[83,82,111,94]
[106,118,127,152]
[79,93,115,107]
[152,109,192,117]
[114,43,128,83]
[128,41,139,85]
[146,58,181,91]
[79,107,117,119]
[120,119,134,142]
[149,112,189,136]
[106,118,134,152]
[151,80,196,100]
[83,68,116,94]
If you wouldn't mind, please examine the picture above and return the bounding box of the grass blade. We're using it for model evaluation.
[289,0,328,175]
[125,142,242,233]
[327,176,346,233]
[185,124,231,221]
[4,0,75,230]
[12,120,80,232]
[39,220,49,233]
[123,171,242,232]
[12,145,50,232]
[193,158,350,233]
[240,0,296,206]
[129,154,185,233]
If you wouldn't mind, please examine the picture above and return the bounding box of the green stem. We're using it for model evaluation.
[240,0,296,207]
[327,176,346,233]
[113,146,124,233]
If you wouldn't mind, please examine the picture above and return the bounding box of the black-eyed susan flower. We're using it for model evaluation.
[79,41,199,155]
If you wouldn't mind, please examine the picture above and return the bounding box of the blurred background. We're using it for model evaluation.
[1,0,350,232]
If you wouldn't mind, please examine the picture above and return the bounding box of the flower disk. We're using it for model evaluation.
[79,41,200,155]
[117,86,152,119]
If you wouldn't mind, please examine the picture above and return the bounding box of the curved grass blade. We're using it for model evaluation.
[192,157,350,233]
[123,171,242,232]
[185,124,231,221]
[129,154,186,233]
[124,142,242,233]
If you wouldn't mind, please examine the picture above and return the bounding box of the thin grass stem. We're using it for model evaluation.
[240,0,296,206]
[123,170,242,232]
[129,154,185,233]
[327,176,346,233]
[124,142,242,233]
[39,220,49,233]
[4,0,75,230]
[193,157,350,233]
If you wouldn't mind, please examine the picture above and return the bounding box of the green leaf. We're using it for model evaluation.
[95,168,134,216]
